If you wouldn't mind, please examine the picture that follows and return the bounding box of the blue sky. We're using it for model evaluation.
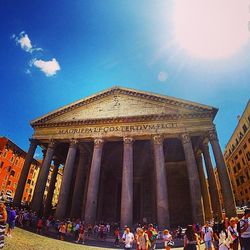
[0,0,249,157]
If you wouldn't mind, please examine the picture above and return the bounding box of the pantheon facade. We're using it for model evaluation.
[13,87,236,228]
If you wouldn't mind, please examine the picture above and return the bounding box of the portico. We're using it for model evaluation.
[14,87,236,228]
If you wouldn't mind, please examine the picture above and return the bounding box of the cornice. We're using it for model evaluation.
[31,87,217,126]
[32,112,213,128]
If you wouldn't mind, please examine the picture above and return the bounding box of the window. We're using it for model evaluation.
[246,171,250,180]
[240,191,243,196]
[7,180,11,186]
[239,132,244,139]
[245,189,248,194]
[7,166,11,172]
[15,159,18,165]
[236,179,240,186]
[237,163,241,170]
[243,144,247,149]
[239,150,242,155]
[246,152,250,161]
[10,170,15,177]
[27,179,31,184]
[233,166,237,174]
[243,124,248,133]
[2,150,7,157]
[242,158,246,165]
[234,155,238,160]
[29,189,32,194]
[0,162,3,168]
[240,175,245,184]
[10,156,14,163]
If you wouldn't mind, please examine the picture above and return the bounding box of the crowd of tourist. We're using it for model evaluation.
[0,201,249,250]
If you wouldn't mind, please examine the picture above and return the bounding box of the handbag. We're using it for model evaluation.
[167,240,175,246]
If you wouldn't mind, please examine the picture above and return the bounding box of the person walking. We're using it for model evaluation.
[163,229,173,250]
[218,230,230,250]
[146,224,158,250]
[37,217,43,234]
[0,203,7,249]
[122,227,134,250]
[184,225,200,250]
[114,227,120,247]
[6,206,16,237]
[227,217,239,250]
[59,221,66,241]
[201,221,213,250]
[76,224,85,244]
[239,208,250,250]
[136,227,149,250]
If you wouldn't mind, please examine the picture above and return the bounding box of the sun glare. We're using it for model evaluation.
[173,0,250,60]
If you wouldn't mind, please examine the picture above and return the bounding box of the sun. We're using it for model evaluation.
[173,0,250,60]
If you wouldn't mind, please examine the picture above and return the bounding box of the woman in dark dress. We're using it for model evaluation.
[0,203,7,249]
[184,225,200,250]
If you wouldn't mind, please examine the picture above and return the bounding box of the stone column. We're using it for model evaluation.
[202,139,222,220]
[13,138,38,206]
[181,133,204,224]
[195,150,212,221]
[120,137,134,228]
[208,128,237,217]
[70,144,89,218]
[44,159,60,216]
[84,138,104,224]
[31,140,56,214]
[152,135,170,229]
[55,140,78,219]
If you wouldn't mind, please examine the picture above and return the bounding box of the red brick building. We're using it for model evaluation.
[0,137,40,200]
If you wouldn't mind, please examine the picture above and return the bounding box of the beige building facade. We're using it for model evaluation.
[224,100,250,206]
[13,87,236,227]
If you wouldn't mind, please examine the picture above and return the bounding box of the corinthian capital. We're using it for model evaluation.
[123,137,134,144]
[202,137,209,148]
[69,139,78,148]
[48,140,57,149]
[208,128,218,142]
[195,149,203,162]
[94,138,104,147]
[181,133,191,144]
[29,138,39,146]
[152,135,163,145]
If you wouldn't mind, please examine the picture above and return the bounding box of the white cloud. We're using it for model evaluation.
[33,58,60,77]
[25,69,31,75]
[158,71,168,82]
[13,31,42,53]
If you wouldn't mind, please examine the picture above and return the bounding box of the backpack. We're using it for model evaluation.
[150,230,158,241]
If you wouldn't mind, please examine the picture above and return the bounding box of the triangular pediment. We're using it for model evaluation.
[31,87,217,126]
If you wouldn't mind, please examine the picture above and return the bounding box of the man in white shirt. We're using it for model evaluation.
[122,227,134,250]
[202,221,213,250]
[240,208,250,250]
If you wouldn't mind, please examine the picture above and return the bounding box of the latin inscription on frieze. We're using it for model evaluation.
[58,123,178,135]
